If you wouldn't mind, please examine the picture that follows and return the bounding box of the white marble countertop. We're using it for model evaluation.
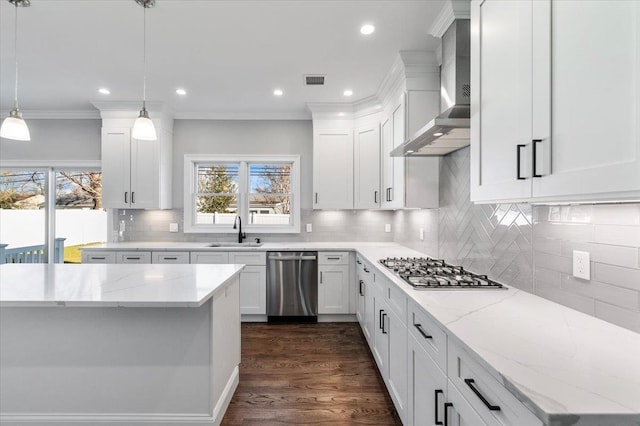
[356,245,640,426]
[81,241,399,252]
[0,263,244,308]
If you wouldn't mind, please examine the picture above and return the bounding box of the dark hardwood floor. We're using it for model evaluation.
[221,322,402,425]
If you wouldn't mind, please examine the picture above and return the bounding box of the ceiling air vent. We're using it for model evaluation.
[305,75,325,86]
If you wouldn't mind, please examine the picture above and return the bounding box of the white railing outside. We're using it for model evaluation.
[0,238,65,264]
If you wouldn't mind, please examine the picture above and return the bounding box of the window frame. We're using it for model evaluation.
[184,155,301,234]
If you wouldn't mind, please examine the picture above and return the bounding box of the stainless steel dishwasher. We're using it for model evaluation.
[267,252,318,322]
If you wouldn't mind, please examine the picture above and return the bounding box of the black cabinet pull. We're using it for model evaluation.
[532,139,543,178]
[126,257,141,260]
[359,280,364,296]
[320,272,323,283]
[516,144,526,180]
[315,192,318,204]
[414,323,433,340]
[131,191,135,204]
[435,389,444,425]
[164,257,178,260]
[92,256,106,260]
[464,379,501,411]
[356,259,361,265]
[374,190,378,204]
[124,191,128,204]
[443,402,453,426]
[381,312,388,334]
[327,256,340,260]
[364,267,369,273]
[379,309,384,330]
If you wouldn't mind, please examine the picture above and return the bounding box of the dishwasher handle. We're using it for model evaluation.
[268,255,317,261]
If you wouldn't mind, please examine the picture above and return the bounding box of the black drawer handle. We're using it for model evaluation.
[164,257,178,260]
[414,323,433,340]
[364,267,370,273]
[435,389,444,425]
[125,257,141,260]
[381,312,388,334]
[359,280,364,296]
[356,259,361,264]
[464,379,501,411]
[327,256,341,260]
[92,256,106,260]
[444,402,453,426]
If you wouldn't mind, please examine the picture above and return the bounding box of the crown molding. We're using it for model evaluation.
[429,0,471,38]
[0,110,100,119]
[173,111,311,120]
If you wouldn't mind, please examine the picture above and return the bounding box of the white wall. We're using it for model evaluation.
[0,119,101,162]
[172,120,313,208]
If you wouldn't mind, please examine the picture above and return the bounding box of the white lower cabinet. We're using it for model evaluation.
[116,251,151,264]
[82,251,116,264]
[318,252,350,314]
[236,265,266,315]
[387,307,408,424]
[152,251,190,264]
[408,333,448,426]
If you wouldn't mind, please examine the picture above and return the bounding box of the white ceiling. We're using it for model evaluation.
[0,0,445,118]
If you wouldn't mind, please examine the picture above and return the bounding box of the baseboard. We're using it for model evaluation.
[241,314,268,322]
[318,314,357,322]
[212,365,239,425]
[1,367,240,426]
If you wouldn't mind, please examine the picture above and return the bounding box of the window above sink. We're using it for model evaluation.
[184,155,300,234]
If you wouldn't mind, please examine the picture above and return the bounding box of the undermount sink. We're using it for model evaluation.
[206,242,264,248]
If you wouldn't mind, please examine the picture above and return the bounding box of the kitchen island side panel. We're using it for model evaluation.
[0,299,227,423]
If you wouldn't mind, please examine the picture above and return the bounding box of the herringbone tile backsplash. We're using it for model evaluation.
[395,147,640,333]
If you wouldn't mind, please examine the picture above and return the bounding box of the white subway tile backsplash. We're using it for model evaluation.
[535,266,562,288]
[560,274,639,311]
[595,301,640,333]
[591,204,640,226]
[593,263,640,291]
[534,251,572,274]
[534,222,594,242]
[593,225,640,247]
[560,241,640,269]
[533,236,563,256]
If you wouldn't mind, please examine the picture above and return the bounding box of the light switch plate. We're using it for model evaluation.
[306,223,313,233]
[385,224,391,233]
[169,223,179,233]
[573,250,590,280]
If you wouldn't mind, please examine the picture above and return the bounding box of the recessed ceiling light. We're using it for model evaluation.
[273,89,284,96]
[360,24,375,35]
[343,89,353,97]
[98,88,110,95]
[406,150,415,154]
[175,88,187,96]
[433,132,444,137]
[338,112,345,117]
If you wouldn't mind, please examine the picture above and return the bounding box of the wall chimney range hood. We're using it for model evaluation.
[391,19,470,157]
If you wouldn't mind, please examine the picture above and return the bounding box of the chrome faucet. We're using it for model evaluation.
[233,215,246,243]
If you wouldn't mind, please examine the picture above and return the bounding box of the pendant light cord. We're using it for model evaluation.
[142,3,147,110]
[13,2,19,110]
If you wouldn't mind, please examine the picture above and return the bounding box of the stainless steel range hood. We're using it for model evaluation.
[391,19,470,157]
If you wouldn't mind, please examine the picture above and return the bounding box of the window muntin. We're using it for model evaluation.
[184,156,300,233]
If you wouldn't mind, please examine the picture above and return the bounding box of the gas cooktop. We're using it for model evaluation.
[379,257,507,290]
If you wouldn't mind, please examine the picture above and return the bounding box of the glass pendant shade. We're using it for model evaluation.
[132,108,157,140]
[0,109,30,141]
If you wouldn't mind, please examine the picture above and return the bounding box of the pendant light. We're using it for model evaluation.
[0,0,31,141]
[131,0,157,141]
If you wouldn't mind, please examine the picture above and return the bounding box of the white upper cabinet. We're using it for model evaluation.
[470,0,533,203]
[354,124,381,209]
[101,122,172,209]
[313,128,354,209]
[471,0,640,203]
[380,115,398,209]
[531,0,640,201]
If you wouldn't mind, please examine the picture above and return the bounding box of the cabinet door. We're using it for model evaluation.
[380,116,398,209]
[363,279,375,344]
[130,138,159,209]
[82,251,116,264]
[356,276,365,324]
[531,1,640,200]
[387,309,408,424]
[354,125,381,209]
[318,264,350,314]
[101,128,131,209]
[389,96,407,208]
[470,0,533,202]
[446,381,488,426]
[238,265,267,315]
[116,251,151,264]
[408,334,448,426]
[313,129,354,209]
[152,252,190,264]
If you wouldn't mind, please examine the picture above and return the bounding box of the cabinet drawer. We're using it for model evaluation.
[190,252,229,264]
[409,299,447,373]
[82,252,116,264]
[319,252,349,265]
[116,251,151,264]
[152,252,189,264]
[229,252,266,266]
[448,340,542,426]
[385,279,407,325]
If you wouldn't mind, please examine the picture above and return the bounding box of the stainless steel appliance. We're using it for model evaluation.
[267,252,318,321]
[379,257,506,290]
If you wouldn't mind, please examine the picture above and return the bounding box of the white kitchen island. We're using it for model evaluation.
[0,263,244,426]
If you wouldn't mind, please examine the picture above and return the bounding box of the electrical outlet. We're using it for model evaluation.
[306,223,313,233]
[573,250,591,280]
[419,228,424,241]
[385,224,391,233]
[169,223,179,233]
